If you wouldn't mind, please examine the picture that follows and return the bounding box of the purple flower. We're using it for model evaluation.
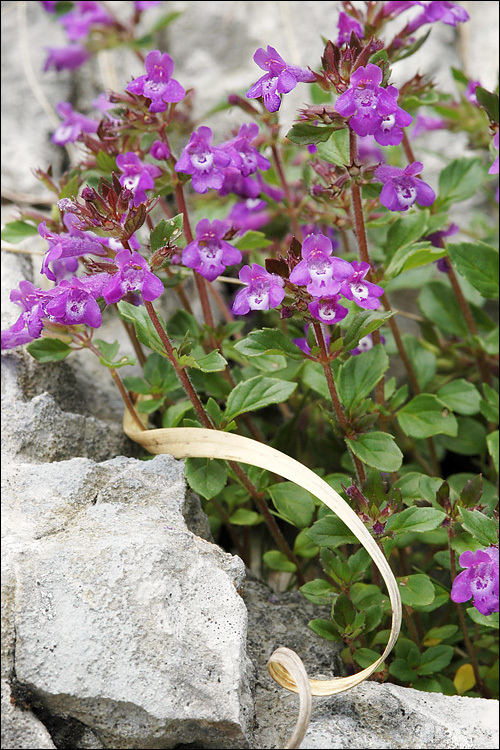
[102,251,164,304]
[39,214,108,282]
[340,261,384,310]
[174,126,232,194]
[350,332,385,355]
[488,131,499,176]
[426,222,460,249]
[372,86,413,146]
[44,274,109,328]
[116,152,161,207]
[289,233,353,298]
[150,140,171,160]
[451,546,499,617]
[51,101,99,146]
[245,45,315,113]
[334,64,400,138]
[218,123,271,198]
[43,44,91,72]
[374,161,436,211]
[308,295,349,325]
[228,199,271,233]
[181,219,242,282]
[336,12,364,45]
[135,1,161,9]
[382,1,421,17]
[406,1,470,33]
[59,1,113,42]
[232,263,285,315]
[1,281,53,349]
[300,224,339,249]
[126,50,185,113]
[40,1,57,12]
[411,114,447,140]
[464,80,481,106]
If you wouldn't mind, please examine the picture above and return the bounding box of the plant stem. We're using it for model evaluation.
[142,299,304,579]
[448,534,492,698]
[312,322,366,483]
[445,262,491,386]
[270,142,304,241]
[119,316,147,367]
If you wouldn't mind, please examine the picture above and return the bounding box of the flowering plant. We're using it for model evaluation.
[2,0,499,707]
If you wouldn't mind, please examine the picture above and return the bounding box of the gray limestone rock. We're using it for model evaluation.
[2,455,253,749]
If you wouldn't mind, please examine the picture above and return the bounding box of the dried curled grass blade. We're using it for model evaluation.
[267,647,312,749]
[123,408,402,700]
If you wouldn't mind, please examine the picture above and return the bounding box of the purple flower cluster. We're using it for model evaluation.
[116,152,162,207]
[182,220,242,282]
[406,1,470,33]
[245,45,315,113]
[175,123,271,198]
[42,1,113,72]
[39,213,108,282]
[374,161,435,211]
[51,101,99,147]
[335,64,412,145]
[451,546,499,617]
[126,50,185,113]
[232,233,384,321]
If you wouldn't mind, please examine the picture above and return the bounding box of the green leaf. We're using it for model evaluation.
[385,210,429,262]
[332,593,356,630]
[437,379,482,415]
[458,508,498,546]
[96,151,117,173]
[233,327,304,360]
[487,430,499,474]
[397,574,435,607]
[346,432,403,472]
[397,394,458,439]
[306,515,357,548]
[301,360,331,400]
[342,309,393,351]
[401,334,436,390]
[308,618,343,641]
[438,158,485,205]
[418,282,468,337]
[424,625,458,644]
[166,309,200,341]
[184,457,228,500]
[94,338,135,369]
[150,215,184,251]
[228,508,263,526]
[480,384,499,423]
[137,397,165,414]
[475,86,499,124]
[316,128,350,167]
[465,608,499,629]
[389,659,417,683]
[268,482,316,528]
[300,580,337,605]
[263,549,297,573]
[286,122,337,145]
[233,230,273,251]
[385,507,446,534]
[447,242,499,299]
[162,401,194,428]
[143,352,178,391]
[149,10,182,32]
[1,220,39,243]
[439,416,487,455]
[190,350,227,373]
[385,243,445,279]
[224,376,297,423]
[338,344,389,411]
[353,648,385,670]
[396,472,443,505]
[117,301,166,357]
[293,528,320,558]
[26,337,72,363]
[417,645,454,675]
[122,376,151,395]
[480,327,499,355]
